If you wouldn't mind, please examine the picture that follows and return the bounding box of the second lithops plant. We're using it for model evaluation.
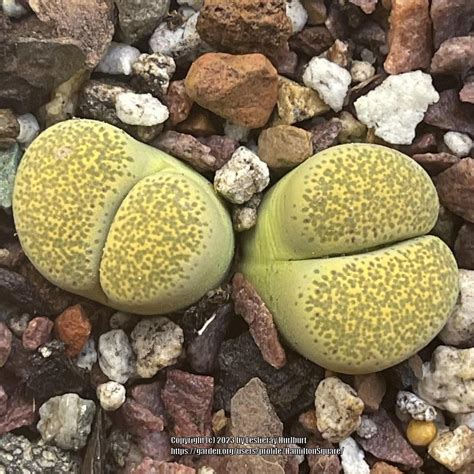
[240,144,459,374]
[13,119,234,315]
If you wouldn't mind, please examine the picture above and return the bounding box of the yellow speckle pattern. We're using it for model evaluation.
[240,144,459,374]
[13,119,234,314]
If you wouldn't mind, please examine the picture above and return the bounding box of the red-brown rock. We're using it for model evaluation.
[22,316,53,351]
[289,26,334,57]
[130,381,165,420]
[455,223,474,270]
[0,322,12,367]
[412,152,460,175]
[232,273,287,369]
[460,82,474,104]
[185,53,278,129]
[54,304,91,356]
[166,81,193,126]
[196,0,292,55]
[115,399,164,438]
[436,159,474,222]
[0,391,35,435]
[384,0,432,74]
[431,37,474,74]
[198,136,239,169]
[161,370,214,446]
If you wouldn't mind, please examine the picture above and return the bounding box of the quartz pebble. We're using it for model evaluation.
[303,57,352,112]
[22,316,53,351]
[98,329,135,383]
[384,0,432,75]
[16,113,40,147]
[74,338,97,371]
[440,270,474,346]
[415,346,474,413]
[55,304,92,356]
[286,0,308,34]
[37,393,96,450]
[2,0,29,18]
[354,71,439,145]
[428,425,474,472]
[131,317,184,378]
[443,132,473,158]
[396,391,437,421]
[350,60,376,83]
[315,377,364,442]
[214,147,270,204]
[115,92,169,127]
[97,381,126,411]
[232,194,262,232]
[149,12,202,60]
[339,437,370,474]
[96,42,141,75]
[131,53,176,99]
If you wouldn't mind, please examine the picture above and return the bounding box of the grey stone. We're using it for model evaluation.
[98,329,135,383]
[0,144,21,210]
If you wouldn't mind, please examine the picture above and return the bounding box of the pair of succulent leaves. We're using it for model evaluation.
[13,120,459,374]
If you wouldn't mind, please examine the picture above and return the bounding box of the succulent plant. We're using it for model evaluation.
[13,119,234,315]
[240,144,459,374]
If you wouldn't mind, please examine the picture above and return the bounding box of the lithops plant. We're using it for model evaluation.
[13,119,234,315]
[240,144,459,374]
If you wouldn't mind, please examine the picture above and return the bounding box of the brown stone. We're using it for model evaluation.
[161,370,214,446]
[54,304,92,356]
[327,40,352,68]
[153,131,217,172]
[431,37,474,74]
[436,159,474,222]
[185,53,278,129]
[412,152,460,175]
[197,136,239,169]
[0,109,19,150]
[289,27,334,57]
[303,0,327,25]
[269,45,299,78]
[404,132,438,156]
[371,462,403,474]
[311,120,342,154]
[298,410,320,434]
[424,89,474,137]
[0,322,12,367]
[212,409,228,435]
[455,224,474,270]
[306,438,342,473]
[22,316,53,351]
[232,273,287,369]
[384,0,432,74]
[176,108,219,137]
[430,0,474,49]
[349,0,378,14]
[115,399,164,438]
[196,0,292,55]
[166,80,193,126]
[258,125,313,170]
[460,82,474,104]
[354,373,387,413]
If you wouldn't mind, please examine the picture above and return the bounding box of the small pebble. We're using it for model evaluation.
[166,80,194,126]
[54,304,92,356]
[339,437,370,474]
[98,329,135,383]
[131,53,176,98]
[74,338,97,372]
[22,316,53,351]
[0,144,22,209]
[97,381,126,411]
[406,420,437,447]
[224,121,250,143]
[443,131,473,158]
[37,393,96,450]
[326,39,351,68]
[303,57,352,112]
[356,415,378,439]
[396,391,437,422]
[354,373,386,413]
[0,322,12,367]
[232,194,262,232]
[0,109,19,149]
[115,92,169,126]
[95,42,141,76]
[16,114,40,146]
[350,60,376,83]
[131,316,183,378]
[2,0,28,18]
[214,147,270,204]
[0,386,7,416]
[286,0,308,34]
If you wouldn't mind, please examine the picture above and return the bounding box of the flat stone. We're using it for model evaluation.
[354,373,386,413]
[162,370,214,444]
[384,0,432,74]
[436,159,474,222]
[54,304,91,356]
[196,0,292,55]
[356,409,423,468]
[258,125,313,170]
[412,152,460,175]
[130,381,165,419]
[22,316,53,351]
[185,53,278,129]
[215,332,324,421]
[455,225,474,270]
[431,36,474,74]
[232,273,286,369]
[307,438,342,473]
[424,89,474,137]
[166,80,193,126]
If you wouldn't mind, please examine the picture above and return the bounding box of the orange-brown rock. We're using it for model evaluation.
[354,373,387,413]
[371,462,403,474]
[54,304,92,356]
[166,80,193,126]
[196,0,292,55]
[384,0,432,74]
[185,53,278,129]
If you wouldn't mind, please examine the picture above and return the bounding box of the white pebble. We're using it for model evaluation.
[115,92,169,126]
[443,132,473,158]
[96,381,126,411]
[214,147,270,204]
[2,0,28,18]
[354,71,439,145]
[303,57,352,112]
[396,391,437,422]
[350,60,376,83]
[74,338,97,372]
[16,113,40,146]
[96,42,141,76]
[98,329,135,383]
[339,437,370,474]
[286,0,308,34]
